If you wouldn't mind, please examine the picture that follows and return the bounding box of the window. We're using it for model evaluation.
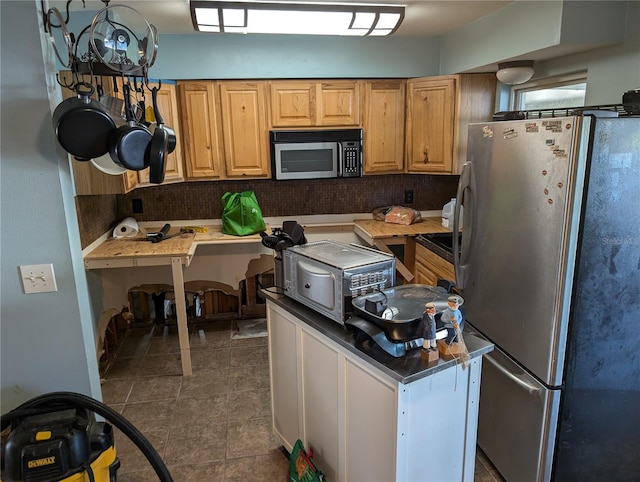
[512,72,587,111]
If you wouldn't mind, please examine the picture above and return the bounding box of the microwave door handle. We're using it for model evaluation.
[337,142,343,177]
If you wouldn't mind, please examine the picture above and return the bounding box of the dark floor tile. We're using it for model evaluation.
[229,344,268,368]
[226,417,279,459]
[107,357,142,379]
[138,353,183,377]
[191,348,231,372]
[190,327,231,351]
[224,450,289,482]
[229,364,271,392]
[171,394,228,427]
[179,369,230,398]
[113,469,158,482]
[122,399,177,430]
[230,335,268,348]
[227,388,271,421]
[168,461,226,482]
[147,335,182,355]
[117,335,152,359]
[477,448,505,481]
[192,319,234,333]
[165,421,227,465]
[101,378,134,404]
[127,375,182,403]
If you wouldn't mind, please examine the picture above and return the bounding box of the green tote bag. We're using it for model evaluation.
[221,191,267,236]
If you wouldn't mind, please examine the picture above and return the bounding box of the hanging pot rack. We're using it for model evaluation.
[43,0,158,82]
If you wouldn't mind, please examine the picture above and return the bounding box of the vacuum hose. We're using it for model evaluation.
[1,391,173,482]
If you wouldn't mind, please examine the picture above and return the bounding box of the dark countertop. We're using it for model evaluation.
[415,234,455,264]
[263,289,493,385]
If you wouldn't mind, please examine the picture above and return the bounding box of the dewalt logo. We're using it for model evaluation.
[27,456,56,468]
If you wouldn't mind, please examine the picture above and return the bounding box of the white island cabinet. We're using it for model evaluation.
[266,296,493,482]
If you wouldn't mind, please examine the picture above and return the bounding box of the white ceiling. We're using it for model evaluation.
[52,0,513,37]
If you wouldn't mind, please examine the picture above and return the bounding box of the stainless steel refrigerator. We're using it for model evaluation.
[453,115,640,481]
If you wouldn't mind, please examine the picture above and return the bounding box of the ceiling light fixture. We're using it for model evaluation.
[496,60,535,85]
[189,1,405,36]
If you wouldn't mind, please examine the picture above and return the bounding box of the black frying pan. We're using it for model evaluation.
[108,84,152,171]
[52,82,116,161]
[146,86,168,184]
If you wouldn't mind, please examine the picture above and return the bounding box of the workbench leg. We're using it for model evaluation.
[171,257,192,376]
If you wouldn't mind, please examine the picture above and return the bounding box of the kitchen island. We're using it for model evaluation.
[264,290,493,482]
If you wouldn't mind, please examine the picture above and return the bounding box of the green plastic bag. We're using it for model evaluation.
[221,191,266,236]
[289,439,325,482]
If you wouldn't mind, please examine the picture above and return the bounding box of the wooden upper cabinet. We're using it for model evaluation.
[405,77,455,174]
[269,80,359,127]
[138,82,184,185]
[361,80,406,174]
[219,81,270,178]
[178,81,224,179]
[453,74,497,174]
[269,82,315,127]
[405,74,496,175]
[317,81,360,126]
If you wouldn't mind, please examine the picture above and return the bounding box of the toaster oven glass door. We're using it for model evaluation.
[296,260,336,310]
[274,142,338,180]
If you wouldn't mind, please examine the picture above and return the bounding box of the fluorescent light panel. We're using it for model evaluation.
[190,1,405,36]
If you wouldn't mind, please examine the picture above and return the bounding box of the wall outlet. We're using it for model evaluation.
[132,198,143,213]
[404,189,414,204]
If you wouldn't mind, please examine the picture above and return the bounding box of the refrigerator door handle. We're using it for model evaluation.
[454,161,474,289]
[485,354,542,395]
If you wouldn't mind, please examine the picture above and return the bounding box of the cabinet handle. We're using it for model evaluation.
[423,148,429,163]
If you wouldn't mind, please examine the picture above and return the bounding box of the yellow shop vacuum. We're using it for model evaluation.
[1,392,173,482]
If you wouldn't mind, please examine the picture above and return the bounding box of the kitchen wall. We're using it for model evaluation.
[1,0,102,410]
[77,175,459,249]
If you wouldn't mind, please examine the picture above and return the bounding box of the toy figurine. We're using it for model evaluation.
[441,295,464,344]
[421,302,440,363]
[422,302,438,350]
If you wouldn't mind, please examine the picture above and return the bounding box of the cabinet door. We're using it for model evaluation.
[405,77,455,173]
[344,358,397,482]
[414,260,439,286]
[452,74,497,174]
[415,244,455,285]
[317,81,360,126]
[219,82,270,178]
[268,305,301,452]
[362,80,405,174]
[270,82,315,127]
[138,83,184,185]
[301,330,340,482]
[178,81,224,179]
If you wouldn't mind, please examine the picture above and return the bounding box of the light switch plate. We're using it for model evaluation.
[19,264,58,294]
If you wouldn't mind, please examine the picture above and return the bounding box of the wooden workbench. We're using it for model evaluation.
[354,217,451,283]
[84,225,268,376]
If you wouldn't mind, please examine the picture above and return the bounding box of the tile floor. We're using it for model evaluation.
[101,319,504,481]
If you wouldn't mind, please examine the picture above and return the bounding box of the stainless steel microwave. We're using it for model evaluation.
[270,128,363,180]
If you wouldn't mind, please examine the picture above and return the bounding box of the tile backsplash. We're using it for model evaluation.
[76,174,458,248]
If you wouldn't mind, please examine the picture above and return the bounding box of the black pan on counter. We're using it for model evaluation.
[351,285,451,342]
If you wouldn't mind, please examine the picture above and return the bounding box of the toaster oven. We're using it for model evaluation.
[283,240,396,324]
